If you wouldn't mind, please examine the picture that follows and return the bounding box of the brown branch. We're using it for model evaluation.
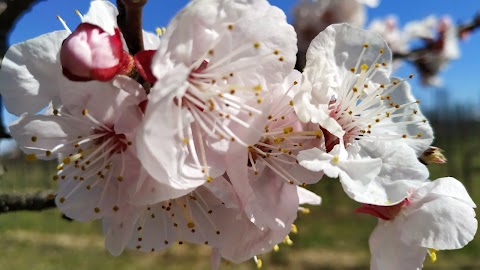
[0,190,56,213]
[393,12,480,60]
[458,12,480,39]
[0,0,43,139]
[116,0,147,55]
[0,0,43,61]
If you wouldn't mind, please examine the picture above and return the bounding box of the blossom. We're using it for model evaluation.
[0,0,159,115]
[409,16,460,86]
[137,0,297,192]
[223,70,322,231]
[60,23,130,82]
[103,176,239,256]
[105,176,321,261]
[357,177,477,270]
[294,23,433,204]
[9,76,185,222]
[367,16,409,70]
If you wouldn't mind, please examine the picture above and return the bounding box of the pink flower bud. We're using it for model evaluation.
[60,23,124,81]
[419,146,447,165]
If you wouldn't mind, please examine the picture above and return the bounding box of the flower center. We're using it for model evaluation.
[324,45,428,150]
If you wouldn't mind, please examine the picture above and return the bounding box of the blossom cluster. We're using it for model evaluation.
[293,0,461,87]
[0,0,476,269]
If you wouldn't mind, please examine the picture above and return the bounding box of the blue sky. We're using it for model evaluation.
[5,0,480,118]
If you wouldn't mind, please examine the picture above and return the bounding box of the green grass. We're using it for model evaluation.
[0,143,479,270]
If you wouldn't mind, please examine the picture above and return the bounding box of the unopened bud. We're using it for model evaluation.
[60,23,126,82]
[419,146,447,165]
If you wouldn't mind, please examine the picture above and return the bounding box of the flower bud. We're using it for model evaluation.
[419,146,447,165]
[60,23,124,81]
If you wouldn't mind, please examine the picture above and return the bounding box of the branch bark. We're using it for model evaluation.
[0,0,43,139]
[393,13,480,60]
[116,0,147,55]
[0,190,56,213]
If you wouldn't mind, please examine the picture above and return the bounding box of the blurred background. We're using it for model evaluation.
[0,0,479,269]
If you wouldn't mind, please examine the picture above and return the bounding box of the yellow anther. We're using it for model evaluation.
[113,205,119,212]
[291,224,298,234]
[94,207,100,213]
[254,84,262,91]
[117,176,123,182]
[187,222,195,229]
[273,245,280,252]
[273,137,282,144]
[52,175,59,181]
[62,157,71,165]
[257,98,263,104]
[293,81,298,85]
[409,74,414,78]
[360,64,368,70]
[59,197,65,203]
[228,24,234,30]
[363,43,369,48]
[31,136,37,142]
[82,109,88,115]
[156,27,163,36]
[300,207,311,214]
[283,235,293,246]
[25,153,37,161]
[332,155,339,164]
[253,42,260,48]
[182,138,189,145]
[207,176,213,182]
[256,258,263,269]
[350,67,356,73]
[283,126,293,134]
[380,48,384,53]
[289,100,294,106]
[46,150,52,157]
[53,109,59,115]
[428,248,437,263]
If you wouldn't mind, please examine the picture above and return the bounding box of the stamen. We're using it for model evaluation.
[56,15,72,33]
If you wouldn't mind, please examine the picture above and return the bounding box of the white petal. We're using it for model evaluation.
[297,186,322,205]
[0,31,69,115]
[401,196,477,250]
[415,177,476,208]
[297,147,339,177]
[83,0,119,35]
[369,221,427,270]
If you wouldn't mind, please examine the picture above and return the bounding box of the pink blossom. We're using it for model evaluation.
[60,23,129,82]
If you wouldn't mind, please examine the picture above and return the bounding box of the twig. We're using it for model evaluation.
[116,0,147,55]
[393,12,480,60]
[0,190,56,213]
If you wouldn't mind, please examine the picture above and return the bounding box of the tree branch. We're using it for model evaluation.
[0,0,42,139]
[0,190,56,213]
[116,0,147,55]
[393,12,480,60]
